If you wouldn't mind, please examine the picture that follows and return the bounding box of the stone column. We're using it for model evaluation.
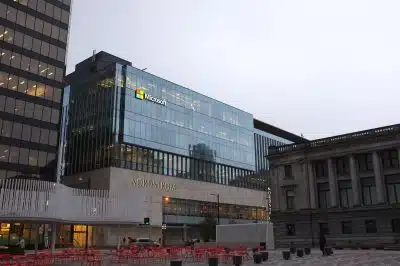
[327,158,338,207]
[398,148,400,167]
[270,167,281,211]
[349,155,360,206]
[372,151,384,203]
[307,163,316,209]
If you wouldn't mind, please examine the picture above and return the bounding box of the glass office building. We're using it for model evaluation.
[63,52,305,245]
[65,52,264,190]
[0,0,71,247]
[0,0,70,181]
[64,52,306,191]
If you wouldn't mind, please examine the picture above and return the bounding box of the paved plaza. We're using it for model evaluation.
[60,249,400,265]
[252,249,400,265]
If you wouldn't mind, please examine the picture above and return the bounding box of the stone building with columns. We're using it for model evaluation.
[268,124,400,249]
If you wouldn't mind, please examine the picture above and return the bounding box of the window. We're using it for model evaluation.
[341,221,352,234]
[29,150,38,166]
[21,125,31,141]
[387,183,400,204]
[285,189,295,210]
[284,165,293,178]
[12,122,22,139]
[392,219,400,233]
[361,178,377,205]
[8,146,19,163]
[318,183,330,208]
[357,153,373,172]
[336,157,349,176]
[365,220,377,233]
[286,224,295,236]
[39,128,49,144]
[1,120,12,137]
[338,180,352,208]
[381,150,399,170]
[18,148,29,165]
[0,145,9,162]
[319,223,329,235]
[314,160,327,178]
[5,97,15,114]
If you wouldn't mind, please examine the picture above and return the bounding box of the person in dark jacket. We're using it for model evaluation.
[319,233,327,255]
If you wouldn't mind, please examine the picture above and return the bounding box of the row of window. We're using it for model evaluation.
[0,94,60,124]
[0,48,64,82]
[0,144,55,167]
[124,94,253,148]
[1,26,66,62]
[163,197,267,221]
[0,170,40,180]
[123,117,254,167]
[285,178,400,210]
[254,133,287,172]
[0,71,62,103]
[0,2,68,43]
[114,144,264,190]
[312,150,399,179]
[0,118,58,146]
[124,67,254,130]
[14,0,70,24]
[286,219,400,236]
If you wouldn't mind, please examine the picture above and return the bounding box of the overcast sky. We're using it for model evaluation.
[66,0,400,140]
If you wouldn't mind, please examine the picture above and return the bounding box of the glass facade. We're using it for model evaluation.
[0,0,71,181]
[254,128,292,173]
[65,52,303,193]
[123,66,255,170]
[163,198,267,221]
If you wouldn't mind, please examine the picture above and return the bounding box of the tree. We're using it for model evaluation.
[199,216,216,242]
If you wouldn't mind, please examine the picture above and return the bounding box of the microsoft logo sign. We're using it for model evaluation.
[135,88,166,106]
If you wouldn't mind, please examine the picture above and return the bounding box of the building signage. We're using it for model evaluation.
[267,187,272,221]
[132,178,176,191]
[135,88,166,106]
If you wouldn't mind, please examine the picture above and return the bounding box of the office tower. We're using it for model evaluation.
[61,51,305,247]
[0,0,71,181]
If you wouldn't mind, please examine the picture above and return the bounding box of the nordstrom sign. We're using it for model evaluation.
[132,178,176,191]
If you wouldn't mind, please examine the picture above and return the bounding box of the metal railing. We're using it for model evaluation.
[0,179,147,224]
[269,124,400,155]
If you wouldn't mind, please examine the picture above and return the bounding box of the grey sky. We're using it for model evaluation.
[67,0,400,139]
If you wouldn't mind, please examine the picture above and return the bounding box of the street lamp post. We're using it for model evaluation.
[211,194,220,225]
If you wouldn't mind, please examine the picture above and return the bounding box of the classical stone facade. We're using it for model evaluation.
[268,124,400,248]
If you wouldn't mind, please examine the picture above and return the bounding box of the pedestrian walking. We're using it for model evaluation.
[319,233,326,255]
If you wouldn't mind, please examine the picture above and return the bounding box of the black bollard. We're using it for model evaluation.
[171,260,182,266]
[304,247,311,255]
[260,251,269,261]
[282,251,291,260]
[209,257,218,266]
[324,247,333,256]
[296,249,304,258]
[232,255,242,266]
[290,247,296,254]
[253,253,262,264]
